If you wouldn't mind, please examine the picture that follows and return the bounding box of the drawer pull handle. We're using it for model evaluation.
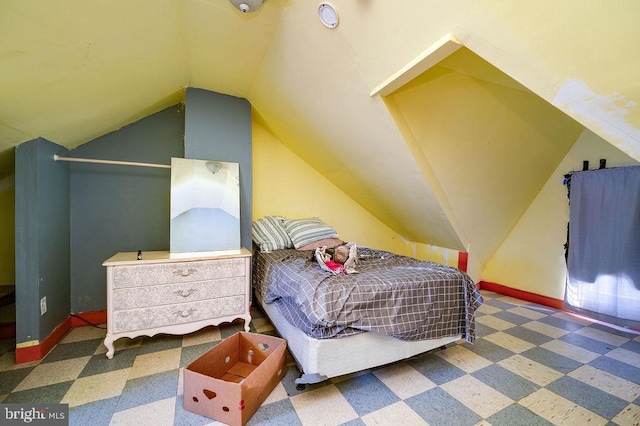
[176,308,196,318]
[174,268,198,277]
[174,288,197,298]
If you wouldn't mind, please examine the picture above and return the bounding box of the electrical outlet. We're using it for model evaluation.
[40,296,47,315]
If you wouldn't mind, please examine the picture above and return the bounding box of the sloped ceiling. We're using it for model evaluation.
[2,1,639,266]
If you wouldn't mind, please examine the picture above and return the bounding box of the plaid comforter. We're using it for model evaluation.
[253,247,483,342]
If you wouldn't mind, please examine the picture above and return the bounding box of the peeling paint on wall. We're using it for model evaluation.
[553,79,640,159]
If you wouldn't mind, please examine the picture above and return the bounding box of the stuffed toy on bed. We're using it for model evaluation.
[315,242,358,275]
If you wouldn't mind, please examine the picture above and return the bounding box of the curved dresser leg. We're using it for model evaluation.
[104,334,115,359]
[243,314,252,332]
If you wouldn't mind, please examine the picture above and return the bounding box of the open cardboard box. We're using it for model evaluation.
[183,332,287,426]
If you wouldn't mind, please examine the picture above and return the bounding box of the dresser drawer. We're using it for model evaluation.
[112,277,246,311]
[112,295,245,333]
[112,258,246,288]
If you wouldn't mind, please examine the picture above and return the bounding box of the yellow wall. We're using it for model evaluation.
[252,121,405,253]
[252,120,460,266]
[484,130,639,299]
[0,177,15,285]
[413,243,459,268]
[384,47,585,280]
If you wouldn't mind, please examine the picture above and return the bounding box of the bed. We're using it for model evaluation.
[251,217,483,386]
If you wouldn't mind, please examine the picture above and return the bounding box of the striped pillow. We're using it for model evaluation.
[283,218,339,249]
[252,216,292,252]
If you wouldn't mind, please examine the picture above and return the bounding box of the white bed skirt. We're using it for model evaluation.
[255,293,461,385]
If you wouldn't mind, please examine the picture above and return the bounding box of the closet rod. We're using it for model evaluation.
[53,155,171,169]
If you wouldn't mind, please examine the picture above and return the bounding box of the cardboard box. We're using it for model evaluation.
[183,332,287,426]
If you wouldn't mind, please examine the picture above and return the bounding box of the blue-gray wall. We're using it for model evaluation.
[185,88,252,250]
[70,105,185,312]
[15,138,71,343]
[14,89,253,349]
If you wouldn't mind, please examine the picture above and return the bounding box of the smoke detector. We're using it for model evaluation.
[230,0,264,13]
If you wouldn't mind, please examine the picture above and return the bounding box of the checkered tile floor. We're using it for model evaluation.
[1,290,640,425]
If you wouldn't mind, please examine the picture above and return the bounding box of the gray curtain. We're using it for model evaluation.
[566,166,640,328]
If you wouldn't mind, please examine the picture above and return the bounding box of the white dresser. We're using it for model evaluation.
[102,248,252,359]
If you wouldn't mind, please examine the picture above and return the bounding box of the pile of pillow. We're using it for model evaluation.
[252,216,343,252]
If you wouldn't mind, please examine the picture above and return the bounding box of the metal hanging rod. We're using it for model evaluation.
[53,155,171,169]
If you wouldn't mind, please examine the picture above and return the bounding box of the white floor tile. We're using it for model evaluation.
[606,347,640,369]
[61,368,131,408]
[477,304,502,315]
[498,354,563,387]
[289,384,358,425]
[361,401,428,425]
[373,363,436,400]
[441,375,513,419]
[611,403,640,426]
[13,356,91,391]
[507,306,548,321]
[520,388,607,426]
[128,348,182,379]
[109,397,177,426]
[262,381,289,405]
[574,327,629,347]
[522,320,569,339]
[483,332,536,353]
[436,344,492,373]
[476,316,515,331]
[568,365,640,402]
[540,339,600,364]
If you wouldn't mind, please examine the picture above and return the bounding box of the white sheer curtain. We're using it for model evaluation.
[565,166,640,328]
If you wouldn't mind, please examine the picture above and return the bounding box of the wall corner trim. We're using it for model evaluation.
[15,310,108,363]
[15,318,71,364]
[478,281,564,310]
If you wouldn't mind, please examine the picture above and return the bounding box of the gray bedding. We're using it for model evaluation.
[253,247,483,342]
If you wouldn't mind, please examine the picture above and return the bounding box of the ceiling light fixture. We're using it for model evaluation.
[229,0,264,13]
[318,3,339,28]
